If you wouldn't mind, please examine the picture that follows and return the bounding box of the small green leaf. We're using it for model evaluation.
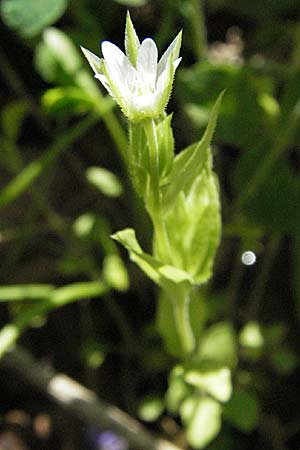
[73,213,95,238]
[239,321,264,349]
[86,167,123,198]
[1,0,69,37]
[125,11,140,66]
[184,363,232,402]
[165,365,191,413]
[197,322,238,368]
[112,228,193,289]
[103,254,129,292]
[180,396,222,448]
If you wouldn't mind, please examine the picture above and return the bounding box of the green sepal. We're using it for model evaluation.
[80,46,102,75]
[125,11,140,66]
[128,122,150,197]
[111,228,194,289]
[162,91,224,210]
[157,114,174,178]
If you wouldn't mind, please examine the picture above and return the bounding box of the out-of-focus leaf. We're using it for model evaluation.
[1,0,69,37]
[180,396,222,448]
[73,213,95,238]
[1,101,28,142]
[223,388,260,432]
[86,167,123,198]
[42,87,106,118]
[35,28,103,109]
[165,365,191,414]
[0,281,109,359]
[239,322,264,361]
[270,348,298,375]
[184,363,232,402]
[35,28,82,83]
[103,254,129,292]
[239,321,264,349]
[197,322,238,368]
[137,395,164,422]
[80,340,106,369]
[0,115,97,210]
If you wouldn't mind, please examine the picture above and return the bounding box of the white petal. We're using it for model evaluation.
[174,57,182,70]
[81,46,102,74]
[157,31,182,79]
[102,41,133,85]
[137,38,158,91]
[95,73,114,96]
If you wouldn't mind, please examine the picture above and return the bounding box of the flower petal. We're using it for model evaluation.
[137,38,158,91]
[95,73,114,96]
[102,41,133,85]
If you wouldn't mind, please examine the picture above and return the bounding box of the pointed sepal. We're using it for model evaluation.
[125,11,140,66]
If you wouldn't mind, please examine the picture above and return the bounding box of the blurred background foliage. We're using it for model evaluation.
[0,0,300,449]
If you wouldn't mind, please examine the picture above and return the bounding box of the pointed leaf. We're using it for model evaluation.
[163,91,224,209]
[111,228,193,288]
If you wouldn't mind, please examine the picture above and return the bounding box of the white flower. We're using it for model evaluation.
[81,12,182,121]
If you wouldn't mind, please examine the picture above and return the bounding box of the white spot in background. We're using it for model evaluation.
[241,251,256,266]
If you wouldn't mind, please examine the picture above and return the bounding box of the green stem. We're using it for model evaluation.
[188,0,208,61]
[142,119,172,262]
[172,290,195,356]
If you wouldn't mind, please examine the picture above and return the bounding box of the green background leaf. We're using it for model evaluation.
[1,0,69,37]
